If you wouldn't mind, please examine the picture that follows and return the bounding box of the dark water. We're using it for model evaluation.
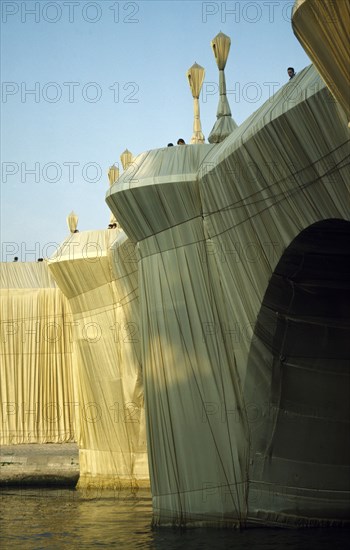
[0,489,349,549]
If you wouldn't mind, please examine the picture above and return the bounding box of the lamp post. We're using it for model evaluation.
[187,63,205,144]
[120,149,133,170]
[108,164,120,186]
[208,32,237,143]
[107,164,120,228]
[67,211,78,233]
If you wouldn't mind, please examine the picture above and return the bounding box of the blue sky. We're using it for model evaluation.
[1,0,310,261]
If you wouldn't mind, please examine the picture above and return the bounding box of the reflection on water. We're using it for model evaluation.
[0,489,349,549]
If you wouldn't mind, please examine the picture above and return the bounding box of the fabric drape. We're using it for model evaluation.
[106,65,350,526]
[48,229,149,487]
[0,262,75,444]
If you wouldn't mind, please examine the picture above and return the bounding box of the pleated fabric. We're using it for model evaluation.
[0,262,75,444]
[106,64,350,526]
[48,229,149,487]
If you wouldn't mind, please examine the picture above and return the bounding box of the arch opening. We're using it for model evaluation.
[245,219,350,524]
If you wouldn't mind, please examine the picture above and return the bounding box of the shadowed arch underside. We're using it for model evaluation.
[245,219,350,526]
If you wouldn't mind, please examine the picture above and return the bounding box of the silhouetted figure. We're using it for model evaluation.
[73,229,79,233]
[287,67,296,80]
[177,138,185,145]
[13,257,18,262]
[167,143,174,147]
[37,258,44,262]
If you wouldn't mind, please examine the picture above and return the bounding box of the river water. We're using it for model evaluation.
[0,488,349,549]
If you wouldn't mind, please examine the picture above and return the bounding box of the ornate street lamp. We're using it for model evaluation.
[108,164,120,186]
[187,63,205,144]
[120,149,133,170]
[208,32,237,143]
[67,211,78,233]
[107,164,120,228]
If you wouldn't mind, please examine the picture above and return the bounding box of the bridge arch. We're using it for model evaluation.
[245,218,350,524]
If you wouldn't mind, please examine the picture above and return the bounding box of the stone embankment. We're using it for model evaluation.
[0,443,79,487]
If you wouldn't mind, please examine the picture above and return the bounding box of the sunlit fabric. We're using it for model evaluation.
[292,0,350,122]
[107,64,350,526]
[0,262,75,444]
[48,229,149,487]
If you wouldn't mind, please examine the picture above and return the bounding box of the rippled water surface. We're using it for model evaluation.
[1,489,349,549]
